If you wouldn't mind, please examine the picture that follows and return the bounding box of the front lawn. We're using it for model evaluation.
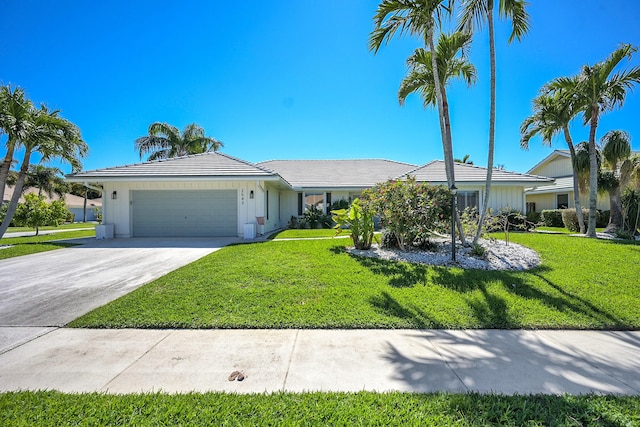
[6,222,96,233]
[1,391,638,426]
[70,233,640,329]
[269,228,340,239]
[0,230,96,260]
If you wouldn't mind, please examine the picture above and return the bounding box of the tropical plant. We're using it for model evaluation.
[0,85,33,205]
[0,103,87,239]
[520,86,585,233]
[454,154,473,164]
[134,122,223,161]
[550,44,640,237]
[12,193,69,235]
[458,0,531,245]
[23,164,68,198]
[362,177,451,251]
[332,198,376,250]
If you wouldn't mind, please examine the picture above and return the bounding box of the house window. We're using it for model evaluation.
[305,192,325,214]
[557,194,569,209]
[526,202,536,214]
[457,191,479,211]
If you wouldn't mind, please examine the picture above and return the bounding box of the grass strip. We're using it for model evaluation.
[6,222,96,233]
[0,230,95,260]
[70,233,640,329]
[1,391,638,426]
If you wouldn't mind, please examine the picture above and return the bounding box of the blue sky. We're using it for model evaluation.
[2,0,640,175]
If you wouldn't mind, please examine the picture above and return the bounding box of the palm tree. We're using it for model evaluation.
[520,85,586,233]
[0,85,34,204]
[134,122,223,161]
[0,104,87,238]
[24,164,68,198]
[369,0,457,189]
[454,154,473,164]
[599,130,634,233]
[551,44,640,237]
[69,182,101,223]
[458,0,530,244]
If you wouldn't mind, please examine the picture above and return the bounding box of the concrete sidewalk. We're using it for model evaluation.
[1,328,639,395]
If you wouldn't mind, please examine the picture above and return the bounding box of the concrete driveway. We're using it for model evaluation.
[0,237,239,330]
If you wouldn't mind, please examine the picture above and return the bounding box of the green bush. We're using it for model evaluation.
[526,211,541,225]
[303,205,323,229]
[598,209,611,228]
[332,198,375,250]
[362,177,451,251]
[381,229,398,249]
[541,210,564,228]
[561,208,591,232]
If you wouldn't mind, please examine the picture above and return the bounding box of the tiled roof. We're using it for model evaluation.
[257,159,417,189]
[66,152,278,181]
[405,160,553,185]
[525,176,573,194]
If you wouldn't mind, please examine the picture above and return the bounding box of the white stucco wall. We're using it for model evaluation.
[102,180,278,238]
[530,156,572,178]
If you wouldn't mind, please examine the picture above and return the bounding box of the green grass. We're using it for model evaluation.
[6,222,96,233]
[70,233,640,329]
[269,228,339,239]
[0,229,95,260]
[1,391,638,426]
[536,226,605,234]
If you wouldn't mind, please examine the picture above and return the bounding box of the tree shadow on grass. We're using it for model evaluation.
[349,251,626,328]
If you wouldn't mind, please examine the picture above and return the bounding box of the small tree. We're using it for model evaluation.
[332,198,375,250]
[13,193,50,235]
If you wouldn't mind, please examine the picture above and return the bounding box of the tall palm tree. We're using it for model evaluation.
[520,85,586,233]
[551,44,640,237]
[0,104,87,238]
[458,0,530,244]
[369,0,457,189]
[0,85,34,204]
[134,122,223,161]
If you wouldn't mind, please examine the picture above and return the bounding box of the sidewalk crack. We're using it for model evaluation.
[282,329,299,391]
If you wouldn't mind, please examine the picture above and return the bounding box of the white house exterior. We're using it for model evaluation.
[67,152,552,238]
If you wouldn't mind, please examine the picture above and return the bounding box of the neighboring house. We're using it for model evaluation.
[2,186,102,222]
[66,152,551,238]
[523,149,640,213]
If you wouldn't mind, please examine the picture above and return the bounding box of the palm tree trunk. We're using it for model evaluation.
[587,110,599,238]
[0,150,32,239]
[0,138,17,203]
[474,5,496,245]
[604,186,622,233]
[564,128,585,234]
[83,188,88,222]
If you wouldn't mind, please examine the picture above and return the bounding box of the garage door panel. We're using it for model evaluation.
[132,190,237,237]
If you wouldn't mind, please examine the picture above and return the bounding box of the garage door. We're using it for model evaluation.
[132,190,237,237]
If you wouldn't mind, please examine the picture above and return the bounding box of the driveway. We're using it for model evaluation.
[0,237,239,329]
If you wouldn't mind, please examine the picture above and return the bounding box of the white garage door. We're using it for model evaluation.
[132,190,237,237]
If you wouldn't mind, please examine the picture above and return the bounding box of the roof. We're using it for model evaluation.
[525,176,573,195]
[526,150,571,175]
[405,160,553,185]
[66,152,280,182]
[3,186,102,208]
[257,159,417,189]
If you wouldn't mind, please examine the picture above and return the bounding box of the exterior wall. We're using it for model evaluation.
[456,184,526,212]
[526,191,609,212]
[530,156,572,178]
[69,207,98,222]
[102,180,271,238]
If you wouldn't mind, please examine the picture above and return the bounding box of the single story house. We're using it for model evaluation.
[66,152,552,238]
[522,149,639,213]
[3,185,102,222]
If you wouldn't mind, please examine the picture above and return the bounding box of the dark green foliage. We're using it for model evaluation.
[363,177,451,250]
[526,211,541,225]
[470,243,487,258]
[541,210,564,228]
[303,205,323,229]
[622,188,640,233]
[332,198,375,249]
[598,210,611,228]
[330,199,350,211]
[1,391,639,426]
[381,229,398,249]
[561,209,590,232]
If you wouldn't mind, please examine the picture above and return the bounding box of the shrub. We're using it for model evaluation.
[13,193,70,234]
[362,177,451,251]
[287,216,299,229]
[541,209,564,228]
[561,209,591,232]
[381,229,398,249]
[470,243,486,258]
[622,188,640,233]
[303,205,323,229]
[597,210,611,229]
[526,212,541,226]
[332,198,375,250]
[330,199,350,211]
